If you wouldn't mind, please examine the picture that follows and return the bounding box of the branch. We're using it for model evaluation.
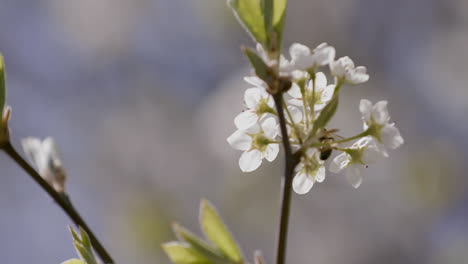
[273,94,300,264]
[2,142,114,264]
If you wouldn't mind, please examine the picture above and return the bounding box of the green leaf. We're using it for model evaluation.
[242,47,269,81]
[61,259,85,264]
[272,0,287,48]
[162,242,211,264]
[199,199,243,263]
[74,241,98,264]
[69,226,81,243]
[79,226,92,251]
[0,53,6,116]
[173,224,230,264]
[228,0,267,46]
[313,96,339,134]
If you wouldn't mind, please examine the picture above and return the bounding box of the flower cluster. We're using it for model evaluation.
[228,42,403,194]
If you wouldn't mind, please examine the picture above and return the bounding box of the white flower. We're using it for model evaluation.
[227,117,280,172]
[329,137,383,188]
[22,137,66,192]
[234,77,275,129]
[292,149,326,194]
[287,72,335,111]
[287,43,336,71]
[359,99,404,151]
[330,56,369,84]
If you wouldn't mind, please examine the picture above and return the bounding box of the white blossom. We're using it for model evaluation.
[329,137,383,188]
[234,76,275,129]
[287,72,335,111]
[22,137,66,192]
[292,149,326,194]
[330,56,369,84]
[284,43,335,72]
[227,117,279,172]
[359,99,404,152]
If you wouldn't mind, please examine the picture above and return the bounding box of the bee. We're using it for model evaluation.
[318,129,340,161]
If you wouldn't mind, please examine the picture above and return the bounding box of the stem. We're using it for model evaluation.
[2,142,114,264]
[335,130,369,144]
[282,98,303,144]
[273,94,300,264]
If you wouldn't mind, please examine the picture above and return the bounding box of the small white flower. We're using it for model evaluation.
[292,149,326,194]
[234,77,275,129]
[359,99,404,152]
[227,117,280,172]
[287,72,335,111]
[283,43,335,72]
[330,56,369,84]
[22,137,66,192]
[329,137,383,188]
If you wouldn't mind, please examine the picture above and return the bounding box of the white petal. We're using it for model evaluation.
[287,98,303,107]
[289,43,310,60]
[287,106,303,123]
[313,43,335,66]
[261,117,278,138]
[244,76,266,89]
[320,85,335,103]
[361,144,383,164]
[359,99,373,123]
[314,72,327,91]
[346,66,369,84]
[227,130,252,151]
[292,171,314,194]
[346,164,364,188]
[239,150,263,172]
[381,124,404,149]
[264,144,279,162]
[234,110,258,130]
[314,166,326,182]
[287,82,302,98]
[244,88,262,108]
[329,153,349,173]
[372,100,390,125]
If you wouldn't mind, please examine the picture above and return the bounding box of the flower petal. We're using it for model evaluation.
[320,85,335,103]
[227,130,252,151]
[346,66,369,84]
[239,150,263,172]
[381,124,404,149]
[314,166,326,183]
[314,72,327,91]
[287,82,302,98]
[264,144,279,162]
[359,99,373,123]
[372,100,390,125]
[313,43,335,66]
[346,164,364,188]
[293,171,314,194]
[261,117,278,138]
[287,106,303,123]
[329,153,349,173]
[244,88,262,109]
[234,110,258,130]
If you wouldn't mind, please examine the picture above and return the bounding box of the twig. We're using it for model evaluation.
[2,142,114,264]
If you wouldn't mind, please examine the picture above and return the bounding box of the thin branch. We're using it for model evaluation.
[2,142,114,264]
[273,94,300,264]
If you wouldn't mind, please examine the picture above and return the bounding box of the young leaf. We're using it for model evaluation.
[79,226,92,251]
[162,242,211,264]
[0,53,6,116]
[173,224,230,264]
[74,242,98,264]
[272,0,287,48]
[228,0,267,46]
[312,96,339,134]
[242,47,269,81]
[199,199,243,263]
[61,259,85,264]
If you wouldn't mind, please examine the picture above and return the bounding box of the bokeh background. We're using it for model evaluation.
[1,0,467,263]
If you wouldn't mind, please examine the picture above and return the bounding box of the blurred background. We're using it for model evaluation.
[0,0,467,263]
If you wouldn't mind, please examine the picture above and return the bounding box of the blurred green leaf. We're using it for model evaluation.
[272,0,287,48]
[61,259,85,264]
[173,223,231,264]
[163,242,211,264]
[74,242,98,264]
[79,226,92,251]
[0,53,6,116]
[199,199,243,263]
[242,47,269,81]
[228,0,267,46]
[313,96,339,133]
